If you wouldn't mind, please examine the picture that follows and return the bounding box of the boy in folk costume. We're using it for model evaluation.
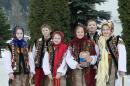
[86,19,100,44]
[86,19,100,61]
[67,24,98,86]
[95,21,127,86]
[32,24,52,86]
[4,26,35,86]
[42,31,68,86]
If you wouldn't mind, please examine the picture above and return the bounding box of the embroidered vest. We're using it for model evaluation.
[9,44,30,74]
[107,36,125,79]
[71,40,96,63]
[35,38,51,68]
[106,36,120,69]
[87,32,100,44]
[48,46,64,73]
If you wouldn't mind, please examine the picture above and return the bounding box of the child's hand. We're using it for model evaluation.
[56,73,61,79]
[86,56,93,62]
[9,73,14,80]
[48,74,53,80]
[76,64,83,69]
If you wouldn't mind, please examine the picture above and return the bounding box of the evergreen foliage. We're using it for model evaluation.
[118,0,130,73]
[69,0,110,25]
[0,7,10,47]
[28,0,71,44]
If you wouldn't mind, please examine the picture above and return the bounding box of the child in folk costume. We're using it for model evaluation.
[32,24,52,86]
[42,31,70,86]
[95,21,127,86]
[4,26,35,86]
[86,19,100,44]
[86,19,100,61]
[67,24,98,86]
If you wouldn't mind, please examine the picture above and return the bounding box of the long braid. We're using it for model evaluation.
[95,36,109,86]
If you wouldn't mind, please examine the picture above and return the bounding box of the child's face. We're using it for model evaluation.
[16,29,23,40]
[102,25,112,37]
[87,21,97,34]
[76,27,84,39]
[41,27,51,38]
[52,34,62,45]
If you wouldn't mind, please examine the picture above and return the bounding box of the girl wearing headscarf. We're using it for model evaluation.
[4,26,35,86]
[95,21,127,86]
[66,24,97,86]
[42,31,68,86]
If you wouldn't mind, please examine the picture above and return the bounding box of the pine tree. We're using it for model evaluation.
[69,0,110,25]
[0,7,10,58]
[0,7,10,48]
[28,0,71,44]
[118,0,130,73]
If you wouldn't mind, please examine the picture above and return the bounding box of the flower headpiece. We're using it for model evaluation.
[101,20,114,30]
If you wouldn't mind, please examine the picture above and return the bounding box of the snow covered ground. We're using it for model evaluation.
[0,58,9,86]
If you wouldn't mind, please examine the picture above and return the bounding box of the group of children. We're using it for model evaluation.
[4,19,127,86]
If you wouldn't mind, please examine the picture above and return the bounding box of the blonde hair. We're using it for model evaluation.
[95,36,109,86]
[101,20,114,31]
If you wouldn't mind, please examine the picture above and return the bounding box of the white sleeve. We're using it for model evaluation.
[57,56,67,76]
[118,44,127,72]
[28,52,35,74]
[3,50,13,74]
[90,55,97,65]
[95,44,100,57]
[32,44,36,59]
[65,49,78,69]
[42,51,51,75]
